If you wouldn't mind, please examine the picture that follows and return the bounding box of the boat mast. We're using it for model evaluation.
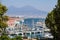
[32,19,34,28]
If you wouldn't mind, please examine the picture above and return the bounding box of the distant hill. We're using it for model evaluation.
[6,6,48,18]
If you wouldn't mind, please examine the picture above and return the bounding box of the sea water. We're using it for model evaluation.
[20,18,45,38]
[23,18,45,27]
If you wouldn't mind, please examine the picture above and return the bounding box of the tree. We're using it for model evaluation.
[0,3,9,34]
[15,36,22,40]
[0,4,7,16]
[45,0,60,40]
[0,35,11,40]
[11,36,22,40]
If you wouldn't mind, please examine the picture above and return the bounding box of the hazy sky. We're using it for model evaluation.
[2,0,57,12]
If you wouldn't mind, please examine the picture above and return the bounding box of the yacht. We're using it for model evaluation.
[6,18,53,39]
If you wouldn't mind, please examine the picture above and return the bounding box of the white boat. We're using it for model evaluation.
[6,19,53,39]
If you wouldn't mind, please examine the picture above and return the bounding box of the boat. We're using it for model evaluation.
[6,18,53,39]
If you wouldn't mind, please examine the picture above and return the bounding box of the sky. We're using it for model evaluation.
[1,0,57,12]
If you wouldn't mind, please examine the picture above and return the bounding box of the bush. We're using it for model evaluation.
[0,35,22,40]
[0,35,11,40]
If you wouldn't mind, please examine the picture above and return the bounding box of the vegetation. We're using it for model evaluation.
[0,35,11,40]
[0,35,22,40]
[0,3,9,34]
[14,36,22,40]
[0,3,23,40]
[45,0,60,40]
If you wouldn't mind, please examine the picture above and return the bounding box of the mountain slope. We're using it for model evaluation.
[6,6,48,18]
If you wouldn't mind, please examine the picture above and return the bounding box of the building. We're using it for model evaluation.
[6,17,53,39]
[7,17,23,27]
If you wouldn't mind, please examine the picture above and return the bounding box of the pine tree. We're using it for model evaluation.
[0,3,9,34]
[45,0,60,40]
